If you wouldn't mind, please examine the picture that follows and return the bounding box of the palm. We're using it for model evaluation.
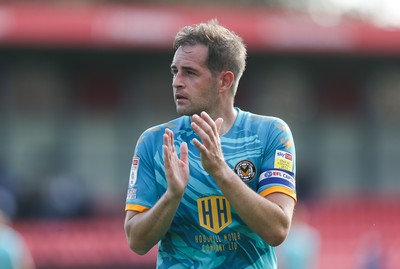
[163,129,189,197]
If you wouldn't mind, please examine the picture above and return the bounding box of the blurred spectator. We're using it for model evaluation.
[0,161,18,219]
[0,187,17,221]
[41,172,90,218]
[0,209,35,269]
[355,231,387,269]
[278,204,320,269]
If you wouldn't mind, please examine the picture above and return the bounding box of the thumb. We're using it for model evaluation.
[215,118,224,134]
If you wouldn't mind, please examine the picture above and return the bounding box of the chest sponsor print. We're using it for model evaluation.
[197,196,232,234]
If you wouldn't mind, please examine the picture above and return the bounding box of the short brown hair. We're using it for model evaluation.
[173,19,247,94]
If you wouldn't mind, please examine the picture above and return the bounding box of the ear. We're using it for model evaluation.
[219,71,235,93]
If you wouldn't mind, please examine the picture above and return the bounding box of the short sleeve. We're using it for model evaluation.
[257,118,297,202]
[125,132,161,212]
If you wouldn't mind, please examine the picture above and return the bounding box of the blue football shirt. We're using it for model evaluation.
[126,108,296,269]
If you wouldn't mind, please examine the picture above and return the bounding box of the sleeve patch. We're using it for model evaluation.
[129,157,140,187]
[274,150,293,172]
[258,169,295,190]
[126,188,137,200]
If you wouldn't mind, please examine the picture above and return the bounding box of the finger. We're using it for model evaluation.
[192,114,214,139]
[180,142,188,165]
[190,121,207,136]
[163,131,170,150]
[163,143,170,168]
[200,111,219,135]
[163,131,172,164]
[165,128,175,153]
[200,111,215,127]
[192,138,207,153]
[191,121,210,146]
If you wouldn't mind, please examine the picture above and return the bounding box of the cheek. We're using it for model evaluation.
[191,77,218,101]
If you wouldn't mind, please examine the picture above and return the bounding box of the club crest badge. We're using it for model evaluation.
[234,160,256,183]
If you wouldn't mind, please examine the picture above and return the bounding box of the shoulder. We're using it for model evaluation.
[1,226,24,245]
[137,116,188,145]
[238,109,294,150]
[239,109,291,133]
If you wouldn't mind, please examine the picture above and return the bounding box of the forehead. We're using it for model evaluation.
[171,44,208,68]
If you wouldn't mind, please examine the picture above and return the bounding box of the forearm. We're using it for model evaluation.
[213,164,294,246]
[125,190,182,254]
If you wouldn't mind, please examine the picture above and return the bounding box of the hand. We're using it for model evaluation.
[163,128,189,198]
[191,112,225,177]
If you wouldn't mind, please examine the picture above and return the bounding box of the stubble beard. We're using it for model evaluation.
[175,97,213,117]
[176,104,204,117]
[175,81,219,117]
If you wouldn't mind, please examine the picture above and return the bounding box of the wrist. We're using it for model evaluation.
[210,163,234,184]
[164,188,185,202]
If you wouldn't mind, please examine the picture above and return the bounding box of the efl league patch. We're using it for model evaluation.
[274,150,293,172]
[234,160,256,183]
[129,157,140,187]
[126,188,137,200]
[261,170,295,187]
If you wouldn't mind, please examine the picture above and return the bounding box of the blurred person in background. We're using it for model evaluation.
[355,231,387,269]
[0,209,35,269]
[124,19,297,269]
[277,204,320,269]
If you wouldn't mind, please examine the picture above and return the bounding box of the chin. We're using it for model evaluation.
[177,111,193,117]
[176,107,194,116]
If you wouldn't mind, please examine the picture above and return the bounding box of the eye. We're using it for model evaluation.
[185,68,198,76]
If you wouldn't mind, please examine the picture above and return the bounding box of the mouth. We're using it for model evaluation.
[175,93,188,102]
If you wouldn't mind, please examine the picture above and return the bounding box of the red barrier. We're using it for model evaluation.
[0,3,400,54]
[13,197,400,269]
[14,217,157,269]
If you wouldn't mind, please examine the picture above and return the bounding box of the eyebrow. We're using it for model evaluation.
[170,64,198,73]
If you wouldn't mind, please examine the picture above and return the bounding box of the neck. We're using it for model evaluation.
[216,107,238,136]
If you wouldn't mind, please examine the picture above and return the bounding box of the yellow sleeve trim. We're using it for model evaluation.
[260,186,297,203]
[125,204,149,212]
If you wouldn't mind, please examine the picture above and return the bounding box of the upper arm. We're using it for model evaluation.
[124,210,142,237]
[265,192,295,220]
[125,210,140,225]
[264,192,296,245]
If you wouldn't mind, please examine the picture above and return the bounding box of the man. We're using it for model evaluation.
[0,209,36,269]
[278,204,320,269]
[124,19,296,269]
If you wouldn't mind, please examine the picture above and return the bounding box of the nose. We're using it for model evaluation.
[172,72,184,89]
